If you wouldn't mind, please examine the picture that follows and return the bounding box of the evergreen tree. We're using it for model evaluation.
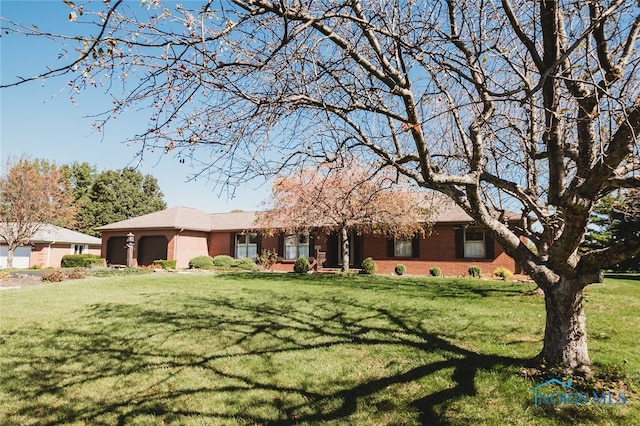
[582,194,626,251]
[610,190,640,271]
[583,191,640,271]
[69,167,167,236]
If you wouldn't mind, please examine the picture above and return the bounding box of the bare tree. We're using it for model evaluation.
[0,158,77,268]
[2,1,639,373]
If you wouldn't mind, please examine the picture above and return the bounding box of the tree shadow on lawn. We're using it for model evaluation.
[222,271,536,297]
[1,283,547,425]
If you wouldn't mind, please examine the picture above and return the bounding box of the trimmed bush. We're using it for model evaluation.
[61,254,103,268]
[293,256,310,274]
[153,259,177,270]
[468,265,482,278]
[189,255,215,269]
[234,258,257,271]
[493,266,514,280]
[212,255,235,268]
[361,257,377,275]
[394,264,406,276]
[429,266,442,277]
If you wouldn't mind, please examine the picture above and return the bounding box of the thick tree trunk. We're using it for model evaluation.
[341,226,350,272]
[539,278,591,374]
[6,247,14,269]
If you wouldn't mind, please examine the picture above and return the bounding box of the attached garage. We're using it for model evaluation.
[106,237,128,266]
[0,246,31,269]
[137,236,168,266]
[1,224,101,268]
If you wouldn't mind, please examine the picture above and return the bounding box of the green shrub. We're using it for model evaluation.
[188,255,215,269]
[61,254,103,268]
[361,257,377,274]
[429,266,442,277]
[41,271,64,282]
[233,258,257,271]
[493,266,513,280]
[394,264,406,276]
[153,259,177,270]
[212,255,235,268]
[468,265,482,278]
[293,256,310,274]
[257,249,278,270]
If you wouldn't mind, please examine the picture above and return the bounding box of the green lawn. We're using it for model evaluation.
[0,273,638,425]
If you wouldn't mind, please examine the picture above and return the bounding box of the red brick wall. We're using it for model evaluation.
[174,231,209,268]
[360,225,519,276]
[30,243,101,268]
[208,232,233,257]
[260,235,279,253]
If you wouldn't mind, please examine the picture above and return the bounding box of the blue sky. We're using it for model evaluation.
[0,0,268,213]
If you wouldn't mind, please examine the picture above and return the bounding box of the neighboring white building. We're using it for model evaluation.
[0,224,102,268]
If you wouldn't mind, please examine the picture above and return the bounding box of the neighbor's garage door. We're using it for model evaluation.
[0,245,31,269]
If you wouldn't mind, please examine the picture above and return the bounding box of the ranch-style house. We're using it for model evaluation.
[96,198,521,276]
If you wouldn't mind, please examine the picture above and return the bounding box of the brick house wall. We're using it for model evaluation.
[360,225,520,276]
[29,243,101,268]
[208,232,234,258]
[264,225,520,277]
[173,230,209,268]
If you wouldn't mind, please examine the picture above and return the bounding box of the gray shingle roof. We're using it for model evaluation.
[423,194,521,223]
[94,197,520,234]
[0,224,101,245]
[95,207,261,232]
[209,211,259,231]
[95,206,214,232]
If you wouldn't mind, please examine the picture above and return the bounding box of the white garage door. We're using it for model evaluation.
[0,246,31,269]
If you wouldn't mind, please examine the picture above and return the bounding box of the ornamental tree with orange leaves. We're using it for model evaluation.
[257,164,430,271]
[0,158,78,268]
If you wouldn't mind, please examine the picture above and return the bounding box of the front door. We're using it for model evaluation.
[327,231,362,268]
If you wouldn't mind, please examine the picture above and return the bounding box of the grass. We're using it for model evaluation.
[0,273,638,425]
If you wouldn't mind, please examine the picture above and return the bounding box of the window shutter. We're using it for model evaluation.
[277,234,284,257]
[485,233,495,259]
[309,234,315,258]
[230,233,236,257]
[327,232,338,266]
[387,239,395,257]
[412,235,420,258]
[454,227,465,259]
[353,234,362,266]
[256,234,263,255]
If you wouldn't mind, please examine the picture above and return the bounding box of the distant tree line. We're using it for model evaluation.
[1,157,167,267]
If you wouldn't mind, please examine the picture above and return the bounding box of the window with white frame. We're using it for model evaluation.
[284,233,309,260]
[236,233,258,259]
[71,244,88,255]
[464,228,485,258]
[394,238,413,257]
